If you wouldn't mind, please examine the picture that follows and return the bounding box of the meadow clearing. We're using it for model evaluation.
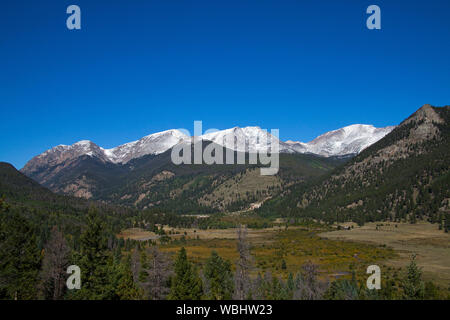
[319,221,450,286]
[119,222,399,283]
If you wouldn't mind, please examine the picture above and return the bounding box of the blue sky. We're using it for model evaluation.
[1,0,449,169]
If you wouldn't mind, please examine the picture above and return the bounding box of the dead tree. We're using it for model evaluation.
[140,246,173,300]
[40,226,71,300]
[293,261,328,300]
[233,225,252,300]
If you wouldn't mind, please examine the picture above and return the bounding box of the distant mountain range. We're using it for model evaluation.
[12,104,448,218]
[21,123,394,176]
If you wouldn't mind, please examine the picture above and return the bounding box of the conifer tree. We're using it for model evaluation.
[114,255,143,300]
[445,213,450,233]
[203,251,234,300]
[0,203,41,299]
[76,207,112,299]
[168,247,203,300]
[402,254,424,300]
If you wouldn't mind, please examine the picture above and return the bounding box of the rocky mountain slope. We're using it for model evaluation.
[258,104,450,225]
[18,139,347,213]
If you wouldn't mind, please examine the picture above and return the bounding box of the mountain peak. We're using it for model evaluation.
[402,104,444,126]
[298,124,395,156]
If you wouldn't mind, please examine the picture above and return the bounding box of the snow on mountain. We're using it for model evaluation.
[23,140,110,173]
[21,130,190,175]
[104,129,190,163]
[200,126,295,153]
[286,124,395,156]
[22,124,395,174]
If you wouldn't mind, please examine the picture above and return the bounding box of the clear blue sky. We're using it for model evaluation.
[1,0,449,169]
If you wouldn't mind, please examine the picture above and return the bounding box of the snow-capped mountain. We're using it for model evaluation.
[23,140,111,174]
[201,127,295,153]
[21,130,190,175]
[286,124,395,156]
[103,129,190,164]
[21,124,394,175]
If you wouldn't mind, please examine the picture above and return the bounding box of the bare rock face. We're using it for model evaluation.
[402,104,444,126]
[61,176,94,199]
[21,141,109,184]
[22,141,104,173]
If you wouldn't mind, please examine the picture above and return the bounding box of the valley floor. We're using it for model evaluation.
[120,220,450,289]
[319,222,450,286]
[119,224,397,283]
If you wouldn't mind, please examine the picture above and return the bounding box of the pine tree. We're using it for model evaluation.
[114,255,143,300]
[0,203,41,299]
[76,207,112,299]
[445,213,450,233]
[285,272,295,299]
[168,247,203,300]
[402,254,425,300]
[138,249,148,283]
[203,251,234,300]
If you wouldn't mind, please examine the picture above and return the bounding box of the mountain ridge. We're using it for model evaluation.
[21,123,394,177]
[257,104,450,225]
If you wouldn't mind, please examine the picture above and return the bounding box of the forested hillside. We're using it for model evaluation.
[258,105,450,229]
[21,142,345,214]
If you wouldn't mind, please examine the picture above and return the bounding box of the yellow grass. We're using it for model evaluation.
[319,222,450,285]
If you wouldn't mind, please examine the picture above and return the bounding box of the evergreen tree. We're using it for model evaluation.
[445,213,450,233]
[402,254,424,300]
[285,273,295,299]
[324,279,359,300]
[0,202,41,299]
[76,207,112,299]
[168,247,203,300]
[203,251,234,300]
[138,249,148,283]
[114,255,143,300]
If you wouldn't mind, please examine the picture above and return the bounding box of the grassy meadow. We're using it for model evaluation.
[320,221,450,286]
[119,220,401,285]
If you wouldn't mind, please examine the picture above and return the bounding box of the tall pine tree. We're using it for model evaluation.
[75,207,112,299]
[168,247,202,300]
[203,251,234,300]
[0,200,41,299]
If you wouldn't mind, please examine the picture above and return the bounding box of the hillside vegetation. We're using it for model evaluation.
[258,105,450,230]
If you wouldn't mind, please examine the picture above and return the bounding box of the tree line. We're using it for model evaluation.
[0,198,445,300]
